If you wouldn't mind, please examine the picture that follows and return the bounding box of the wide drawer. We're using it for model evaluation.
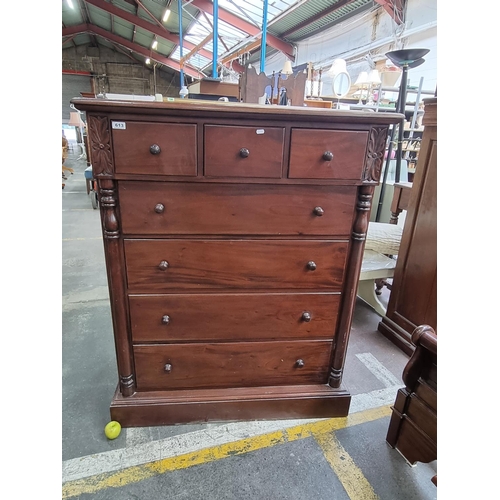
[129,292,341,342]
[111,121,197,176]
[124,239,348,292]
[288,129,368,179]
[204,125,284,178]
[118,182,357,237]
[134,340,332,390]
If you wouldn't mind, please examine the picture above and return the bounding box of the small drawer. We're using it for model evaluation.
[118,182,356,237]
[111,121,197,176]
[406,394,437,443]
[124,239,348,292]
[288,129,368,179]
[134,340,332,390]
[129,292,341,342]
[204,125,284,178]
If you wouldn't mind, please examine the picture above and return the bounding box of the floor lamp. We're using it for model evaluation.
[385,48,429,183]
[374,48,429,221]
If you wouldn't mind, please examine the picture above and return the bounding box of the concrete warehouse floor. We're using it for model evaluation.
[62,146,437,499]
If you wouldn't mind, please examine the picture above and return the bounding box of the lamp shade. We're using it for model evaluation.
[68,111,83,127]
[367,69,381,85]
[354,71,368,86]
[385,48,430,67]
[327,58,348,76]
[282,60,293,75]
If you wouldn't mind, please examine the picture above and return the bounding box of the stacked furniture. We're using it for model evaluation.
[73,97,401,427]
[378,98,437,354]
[386,324,437,481]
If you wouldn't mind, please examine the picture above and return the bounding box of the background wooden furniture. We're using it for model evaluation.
[390,181,412,224]
[239,65,306,106]
[74,97,401,427]
[304,99,333,109]
[188,79,240,98]
[386,324,437,480]
[62,135,73,189]
[378,98,437,355]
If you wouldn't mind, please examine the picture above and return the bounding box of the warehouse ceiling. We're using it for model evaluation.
[62,0,406,79]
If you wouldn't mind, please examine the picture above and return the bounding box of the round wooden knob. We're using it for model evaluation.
[164,363,172,373]
[296,359,305,368]
[158,260,169,271]
[162,315,170,325]
[301,312,312,322]
[307,261,317,271]
[155,203,165,214]
[322,151,334,161]
[313,206,324,216]
[150,144,161,155]
[239,148,250,158]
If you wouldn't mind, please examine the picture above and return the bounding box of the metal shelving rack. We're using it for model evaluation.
[374,77,435,221]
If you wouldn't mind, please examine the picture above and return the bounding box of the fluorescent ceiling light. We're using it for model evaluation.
[67,0,74,8]
[163,9,171,22]
[152,39,158,50]
[146,58,151,64]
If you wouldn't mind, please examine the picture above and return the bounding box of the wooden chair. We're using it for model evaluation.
[62,137,73,189]
[62,137,74,175]
[386,324,437,486]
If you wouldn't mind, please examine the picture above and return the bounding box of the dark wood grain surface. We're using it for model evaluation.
[378,98,437,354]
[73,98,402,426]
[124,239,348,291]
[288,129,369,180]
[128,292,341,342]
[134,340,332,390]
[118,182,357,236]
[204,125,285,178]
[386,325,437,468]
[112,121,197,175]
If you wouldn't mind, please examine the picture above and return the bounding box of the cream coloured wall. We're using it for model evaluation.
[262,0,437,95]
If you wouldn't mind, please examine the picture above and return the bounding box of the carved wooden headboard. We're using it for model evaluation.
[239,65,306,106]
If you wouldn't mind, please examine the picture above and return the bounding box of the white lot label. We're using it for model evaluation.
[111,121,127,130]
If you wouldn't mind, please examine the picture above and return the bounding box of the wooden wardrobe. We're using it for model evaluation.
[378,98,437,355]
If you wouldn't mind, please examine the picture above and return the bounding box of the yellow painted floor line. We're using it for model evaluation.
[314,433,379,500]
[62,405,391,499]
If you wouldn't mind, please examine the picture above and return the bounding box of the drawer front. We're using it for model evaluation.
[288,129,368,179]
[118,182,356,237]
[129,293,341,342]
[111,121,197,176]
[406,394,437,443]
[204,125,284,178]
[124,239,348,292]
[134,340,332,390]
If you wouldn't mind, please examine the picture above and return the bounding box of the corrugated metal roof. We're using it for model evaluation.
[62,0,386,77]
[270,0,374,41]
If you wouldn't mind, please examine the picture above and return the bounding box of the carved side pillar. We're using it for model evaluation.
[329,126,388,388]
[87,115,136,397]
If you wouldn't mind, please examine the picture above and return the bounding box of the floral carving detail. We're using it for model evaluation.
[88,115,113,176]
[363,126,389,183]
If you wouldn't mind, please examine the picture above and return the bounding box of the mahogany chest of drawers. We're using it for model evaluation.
[73,97,401,427]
